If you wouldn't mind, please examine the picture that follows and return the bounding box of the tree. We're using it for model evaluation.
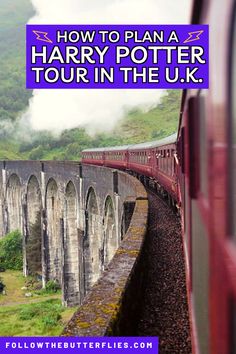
[0,230,23,270]
[26,211,42,275]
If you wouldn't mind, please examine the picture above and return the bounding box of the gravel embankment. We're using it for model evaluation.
[136,189,192,354]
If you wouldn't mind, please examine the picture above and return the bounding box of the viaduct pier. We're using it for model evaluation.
[0,160,148,313]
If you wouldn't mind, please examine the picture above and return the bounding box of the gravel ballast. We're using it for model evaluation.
[136,189,192,354]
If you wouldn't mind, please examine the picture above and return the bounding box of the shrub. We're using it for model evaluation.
[25,277,42,291]
[26,212,42,275]
[0,230,23,270]
[28,145,45,160]
[0,265,6,272]
[45,280,60,293]
[42,313,61,327]
[19,307,39,320]
[0,278,5,293]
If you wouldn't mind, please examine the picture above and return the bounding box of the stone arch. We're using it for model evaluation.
[6,174,22,233]
[84,186,102,292]
[46,178,62,284]
[64,181,81,305]
[26,175,42,275]
[103,196,117,266]
[121,200,136,240]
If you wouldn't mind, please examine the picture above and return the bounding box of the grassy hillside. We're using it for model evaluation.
[0,0,181,161]
[0,0,33,124]
[117,90,180,142]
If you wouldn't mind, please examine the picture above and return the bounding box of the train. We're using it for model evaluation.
[82,133,179,206]
[82,0,236,353]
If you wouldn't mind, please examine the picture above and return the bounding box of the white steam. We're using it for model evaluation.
[25,90,167,134]
[25,0,191,134]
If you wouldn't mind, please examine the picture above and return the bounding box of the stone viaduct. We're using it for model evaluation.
[0,160,147,310]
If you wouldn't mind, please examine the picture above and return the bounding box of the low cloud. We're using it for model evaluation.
[24,0,191,134]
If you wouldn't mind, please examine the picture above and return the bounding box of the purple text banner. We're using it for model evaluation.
[26,24,209,89]
[0,337,158,354]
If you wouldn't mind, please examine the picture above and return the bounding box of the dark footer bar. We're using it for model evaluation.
[0,338,158,354]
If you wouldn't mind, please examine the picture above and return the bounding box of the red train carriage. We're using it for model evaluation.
[104,145,130,169]
[177,0,236,353]
[127,141,155,177]
[82,148,105,166]
[127,134,179,204]
[82,145,130,169]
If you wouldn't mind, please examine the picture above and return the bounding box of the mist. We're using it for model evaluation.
[24,0,192,134]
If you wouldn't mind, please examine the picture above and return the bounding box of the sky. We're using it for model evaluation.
[24,0,192,134]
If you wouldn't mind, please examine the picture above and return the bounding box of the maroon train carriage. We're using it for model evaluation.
[127,133,179,204]
[176,0,236,353]
[82,148,105,166]
[104,145,131,169]
[82,145,130,169]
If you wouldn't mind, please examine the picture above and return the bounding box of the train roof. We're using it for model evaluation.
[82,145,132,152]
[82,133,177,153]
[128,133,177,151]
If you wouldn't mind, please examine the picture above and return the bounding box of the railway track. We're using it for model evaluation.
[136,186,191,354]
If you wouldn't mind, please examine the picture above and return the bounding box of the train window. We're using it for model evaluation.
[199,90,208,197]
[159,151,162,169]
[231,7,236,240]
[156,150,159,166]
[163,151,166,172]
[172,149,175,174]
[166,150,169,173]
[168,150,171,174]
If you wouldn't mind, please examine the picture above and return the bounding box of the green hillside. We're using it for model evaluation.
[16,90,180,161]
[117,90,181,142]
[0,0,33,123]
[0,0,181,161]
